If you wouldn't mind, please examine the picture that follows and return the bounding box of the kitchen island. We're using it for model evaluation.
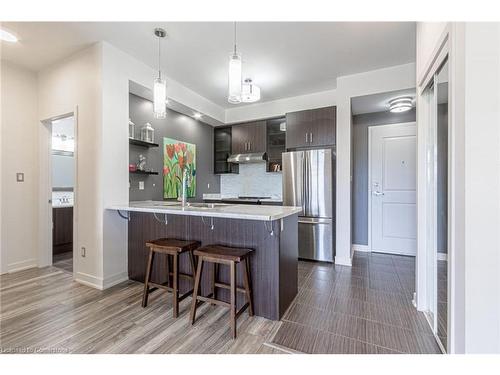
[107,201,301,320]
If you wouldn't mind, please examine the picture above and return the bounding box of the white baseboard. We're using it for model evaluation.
[352,244,370,253]
[103,271,129,289]
[75,271,104,290]
[75,271,129,290]
[335,256,352,266]
[7,259,37,273]
[437,253,448,261]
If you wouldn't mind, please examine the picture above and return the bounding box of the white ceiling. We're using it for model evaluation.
[351,88,416,115]
[1,22,416,108]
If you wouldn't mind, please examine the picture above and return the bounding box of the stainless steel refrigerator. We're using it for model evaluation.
[282,148,335,262]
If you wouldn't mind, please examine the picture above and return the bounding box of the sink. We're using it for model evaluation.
[184,202,227,209]
[150,201,181,207]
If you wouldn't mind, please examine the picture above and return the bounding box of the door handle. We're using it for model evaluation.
[372,191,385,196]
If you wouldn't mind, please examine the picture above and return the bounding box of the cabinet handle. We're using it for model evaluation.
[305,133,308,143]
[310,132,313,143]
[248,142,251,151]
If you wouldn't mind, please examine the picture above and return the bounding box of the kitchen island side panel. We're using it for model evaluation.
[127,212,296,320]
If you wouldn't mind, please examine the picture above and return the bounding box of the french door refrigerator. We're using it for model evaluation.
[282,148,335,262]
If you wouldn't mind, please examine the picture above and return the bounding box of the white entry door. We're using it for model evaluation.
[370,123,417,255]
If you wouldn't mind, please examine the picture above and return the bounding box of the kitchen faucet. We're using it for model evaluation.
[179,168,192,207]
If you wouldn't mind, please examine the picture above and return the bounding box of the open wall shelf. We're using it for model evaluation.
[129,138,159,148]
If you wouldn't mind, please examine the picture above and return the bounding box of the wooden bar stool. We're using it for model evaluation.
[142,238,200,318]
[189,245,254,339]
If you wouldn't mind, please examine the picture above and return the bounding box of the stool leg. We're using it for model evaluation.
[142,249,154,308]
[230,261,237,339]
[172,253,179,318]
[211,263,218,304]
[165,254,170,288]
[190,257,204,325]
[243,258,254,316]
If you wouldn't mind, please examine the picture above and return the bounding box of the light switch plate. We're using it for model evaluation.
[139,181,145,190]
[16,173,24,182]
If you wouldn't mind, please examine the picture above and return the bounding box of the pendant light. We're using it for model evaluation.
[241,78,261,103]
[228,22,242,104]
[153,28,167,119]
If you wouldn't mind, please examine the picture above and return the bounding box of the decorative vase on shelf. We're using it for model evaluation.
[141,122,155,143]
[128,118,135,139]
[137,154,147,171]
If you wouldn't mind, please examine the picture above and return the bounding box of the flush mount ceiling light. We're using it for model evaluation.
[241,79,261,103]
[389,96,413,113]
[228,22,242,104]
[0,28,18,43]
[153,28,167,119]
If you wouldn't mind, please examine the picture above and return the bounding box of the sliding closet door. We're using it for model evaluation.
[435,59,449,352]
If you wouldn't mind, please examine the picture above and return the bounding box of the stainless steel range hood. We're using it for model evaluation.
[227,152,267,164]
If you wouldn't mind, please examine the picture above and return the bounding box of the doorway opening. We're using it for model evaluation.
[350,89,417,256]
[49,115,75,274]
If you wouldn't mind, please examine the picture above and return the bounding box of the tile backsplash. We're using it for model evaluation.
[220,162,282,199]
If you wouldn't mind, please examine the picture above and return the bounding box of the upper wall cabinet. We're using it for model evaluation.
[285,106,336,149]
[231,121,267,154]
[214,126,238,174]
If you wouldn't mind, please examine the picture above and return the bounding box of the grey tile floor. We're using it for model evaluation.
[271,252,442,354]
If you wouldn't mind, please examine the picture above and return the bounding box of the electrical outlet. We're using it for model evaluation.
[81,246,86,257]
[16,173,24,182]
[139,181,144,190]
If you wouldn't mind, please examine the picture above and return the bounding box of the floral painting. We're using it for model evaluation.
[163,137,196,199]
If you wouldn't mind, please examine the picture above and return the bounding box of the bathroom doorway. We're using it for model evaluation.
[50,115,75,273]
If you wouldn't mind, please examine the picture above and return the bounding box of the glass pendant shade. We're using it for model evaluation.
[241,79,261,103]
[228,53,242,104]
[153,77,167,119]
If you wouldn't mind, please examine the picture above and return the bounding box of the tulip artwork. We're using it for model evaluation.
[163,137,196,199]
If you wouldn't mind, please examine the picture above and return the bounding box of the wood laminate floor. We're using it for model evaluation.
[52,252,73,274]
[0,252,441,354]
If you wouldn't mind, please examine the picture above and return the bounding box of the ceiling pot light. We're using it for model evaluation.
[389,97,413,113]
[241,79,261,103]
[228,22,242,104]
[153,28,167,119]
[0,28,18,43]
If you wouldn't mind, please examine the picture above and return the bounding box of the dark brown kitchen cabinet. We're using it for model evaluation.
[231,121,266,154]
[285,106,336,149]
[214,126,238,174]
[53,207,73,254]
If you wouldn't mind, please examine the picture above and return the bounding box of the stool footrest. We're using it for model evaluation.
[236,302,250,319]
[197,295,230,308]
[214,282,247,294]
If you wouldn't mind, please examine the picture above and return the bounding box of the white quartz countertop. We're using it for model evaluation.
[107,200,301,221]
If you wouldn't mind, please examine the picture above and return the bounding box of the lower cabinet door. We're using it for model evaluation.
[298,217,333,262]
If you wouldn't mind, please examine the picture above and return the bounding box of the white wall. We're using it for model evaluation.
[335,63,417,265]
[462,22,500,353]
[38,45,103,285]
[0,62,39,273]
[225,89,337,124]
